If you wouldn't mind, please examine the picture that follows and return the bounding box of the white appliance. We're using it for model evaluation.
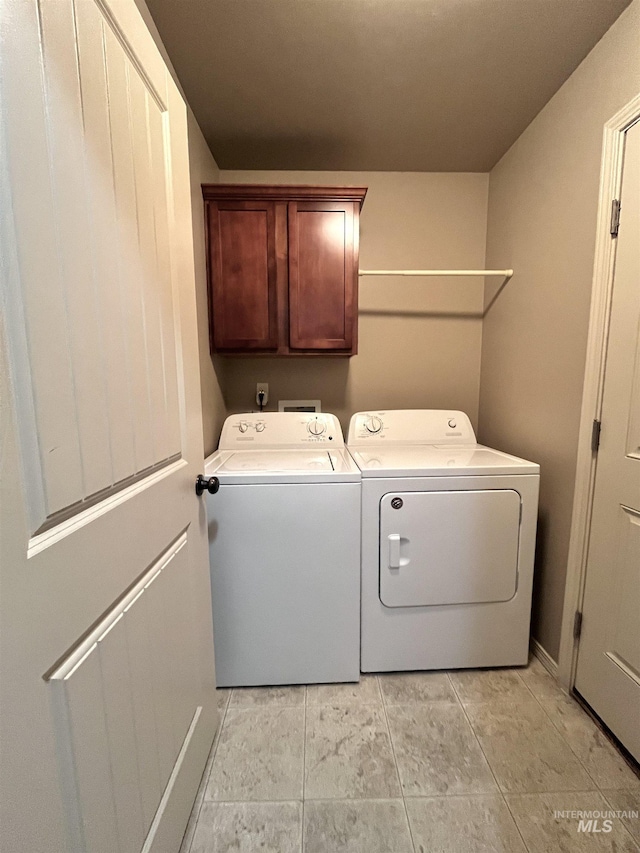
[347,410,540,671]
[204,412,361,686]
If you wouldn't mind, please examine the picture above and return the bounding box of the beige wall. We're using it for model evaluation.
[188,114,227,455]
[479,0,640,660]
[217,171,489,431]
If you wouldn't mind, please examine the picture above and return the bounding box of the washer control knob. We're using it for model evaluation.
[447,418,457,429]
[255,422,265,433]
[364,416,383,434]
[308,419,326,436]
[238,421,248,433]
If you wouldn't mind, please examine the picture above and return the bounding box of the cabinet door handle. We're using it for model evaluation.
[388,534,400,569]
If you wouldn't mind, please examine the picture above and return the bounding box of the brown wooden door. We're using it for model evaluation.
[206,200,279,351]
[288,200,358,352]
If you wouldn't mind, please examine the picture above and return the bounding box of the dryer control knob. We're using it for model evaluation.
[238,421,249,433]
[255,422,265,433]
[447,418,457,429]
[308,419,326,436]
[365,416,383,434]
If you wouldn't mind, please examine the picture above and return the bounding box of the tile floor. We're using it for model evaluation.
[181,658,640,852]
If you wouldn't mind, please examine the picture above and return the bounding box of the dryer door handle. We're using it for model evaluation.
[388,534,401,569]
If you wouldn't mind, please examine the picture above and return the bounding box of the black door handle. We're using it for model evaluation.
[196,475,220,496]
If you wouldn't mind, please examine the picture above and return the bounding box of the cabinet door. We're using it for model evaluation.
[207,200,279,351]
[288,201,358,351]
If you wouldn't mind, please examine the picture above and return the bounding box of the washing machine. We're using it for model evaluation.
[204,412,361,687]
[347,410,540,672]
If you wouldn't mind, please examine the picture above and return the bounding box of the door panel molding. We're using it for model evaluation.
[3,0,183,535]
[28,455,183,547]
[46,531,187,680]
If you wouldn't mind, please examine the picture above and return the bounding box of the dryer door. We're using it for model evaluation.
[379,489,521,607]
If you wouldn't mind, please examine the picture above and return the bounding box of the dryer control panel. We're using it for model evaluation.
[347,410,476,446]
[219,412,344,449]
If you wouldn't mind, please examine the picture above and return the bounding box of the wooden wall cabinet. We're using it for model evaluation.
[202,185,367,355]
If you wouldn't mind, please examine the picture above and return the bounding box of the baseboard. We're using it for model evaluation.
[530,638,558,677]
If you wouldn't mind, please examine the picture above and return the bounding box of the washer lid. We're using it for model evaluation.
[205,448,361,483]
[349,444,539,477]
[218,450,334,473]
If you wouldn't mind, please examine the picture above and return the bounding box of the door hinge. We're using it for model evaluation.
[573,610,583,640]
[610,199,621,237]
[591,419,602,453]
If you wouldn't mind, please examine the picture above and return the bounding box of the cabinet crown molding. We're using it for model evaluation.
[202,184,368,209]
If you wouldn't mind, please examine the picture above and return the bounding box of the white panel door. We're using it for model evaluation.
[0,1,218,851]
[575,119,640,761]
[379,489,521,607]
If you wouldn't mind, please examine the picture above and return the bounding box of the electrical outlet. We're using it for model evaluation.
[256,383,269,407]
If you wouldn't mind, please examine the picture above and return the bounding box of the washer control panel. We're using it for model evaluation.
[347,410,476,446]
[219,412,344,449]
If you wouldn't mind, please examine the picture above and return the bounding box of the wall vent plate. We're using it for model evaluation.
[278,399,322,413]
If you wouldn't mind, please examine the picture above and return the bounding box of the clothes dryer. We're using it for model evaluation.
[347,410,539,671]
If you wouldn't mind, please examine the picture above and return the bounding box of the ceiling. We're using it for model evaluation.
[145,0,631,172]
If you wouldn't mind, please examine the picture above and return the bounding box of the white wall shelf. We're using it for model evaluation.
[359,269,513,279]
